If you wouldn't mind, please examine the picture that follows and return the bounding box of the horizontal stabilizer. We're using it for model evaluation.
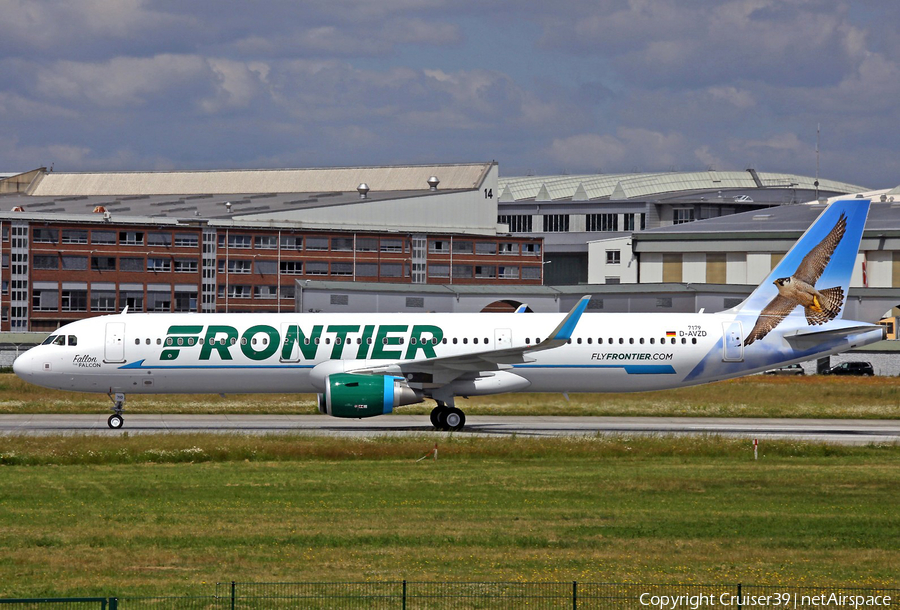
[783,325,884,350]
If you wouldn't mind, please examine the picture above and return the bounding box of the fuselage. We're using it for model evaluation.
[12,310,884,397]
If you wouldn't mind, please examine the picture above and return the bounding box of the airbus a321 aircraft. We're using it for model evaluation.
[13,199,884,430]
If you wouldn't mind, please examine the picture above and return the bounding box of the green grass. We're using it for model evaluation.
[2,373,900,418]
[1,435,898,597]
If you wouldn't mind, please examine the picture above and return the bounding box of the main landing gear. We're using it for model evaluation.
[430,401,466,431]
[107,392,125,429]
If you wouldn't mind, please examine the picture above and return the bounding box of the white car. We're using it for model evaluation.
[733,195,754,203]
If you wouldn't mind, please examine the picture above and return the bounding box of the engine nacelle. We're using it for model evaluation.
[318,373,424,418]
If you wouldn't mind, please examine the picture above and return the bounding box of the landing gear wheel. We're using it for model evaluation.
[442,407,466,431]
[430,406,446,428]
[108,414,124,429]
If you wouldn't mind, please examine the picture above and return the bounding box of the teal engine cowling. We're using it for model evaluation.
[318,373,424,418]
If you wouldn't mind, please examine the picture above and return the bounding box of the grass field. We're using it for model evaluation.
[1,434,899,597]
[1,373,899,419]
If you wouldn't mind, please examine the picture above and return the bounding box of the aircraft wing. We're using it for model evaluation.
[353,296,590,379]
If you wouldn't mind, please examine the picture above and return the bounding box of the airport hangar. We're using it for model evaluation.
[0,163,897,346]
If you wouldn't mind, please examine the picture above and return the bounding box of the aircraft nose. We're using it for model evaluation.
[12,350,35,379]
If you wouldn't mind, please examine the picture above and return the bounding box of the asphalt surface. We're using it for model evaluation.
[1,414,899,444]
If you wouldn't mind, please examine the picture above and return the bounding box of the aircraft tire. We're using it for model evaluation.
[444,408,465,431]
[429,406,445,429]
[108,414,124,429]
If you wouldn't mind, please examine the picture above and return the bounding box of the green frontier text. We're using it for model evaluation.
[160,324,444,362]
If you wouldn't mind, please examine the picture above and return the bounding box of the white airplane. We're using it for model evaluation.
[13,199,884,430]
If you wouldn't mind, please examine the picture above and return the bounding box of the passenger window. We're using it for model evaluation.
[639,338,644,344]
[463,338,468,344]
[145,338,150,345]
[650,338,655,344]
[474,338,479,344]
[68,335,77,346]
[453,338,458,345]
[135,339,140,345]
[691,338,697,344]
[157,338,162,345]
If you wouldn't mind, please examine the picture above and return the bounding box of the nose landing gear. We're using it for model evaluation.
[107,392,126,429]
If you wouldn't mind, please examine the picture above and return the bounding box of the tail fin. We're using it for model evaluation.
[732,198,871,319]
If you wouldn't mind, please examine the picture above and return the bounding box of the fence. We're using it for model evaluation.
[3,583,897,609]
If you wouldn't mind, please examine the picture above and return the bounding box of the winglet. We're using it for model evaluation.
[548,295,590,342]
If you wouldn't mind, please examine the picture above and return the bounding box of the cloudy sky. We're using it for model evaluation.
[2,0,899,187]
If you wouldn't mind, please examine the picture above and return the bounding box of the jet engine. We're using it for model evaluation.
[317,373,424,418]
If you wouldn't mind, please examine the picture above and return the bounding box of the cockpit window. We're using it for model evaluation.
[52,335,66,346]
[67,335,77,346]
[42,334,58,345]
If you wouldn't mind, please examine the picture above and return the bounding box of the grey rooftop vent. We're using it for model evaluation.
[427,176,440,191]
[357,183,369,199]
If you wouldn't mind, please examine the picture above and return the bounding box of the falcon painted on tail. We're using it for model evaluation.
[744,212,847,345]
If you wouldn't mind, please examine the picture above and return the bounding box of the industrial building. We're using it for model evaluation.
[496,170,866,284]
[0,163,545,332]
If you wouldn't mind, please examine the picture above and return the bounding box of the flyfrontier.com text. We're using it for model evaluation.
[639,592,893,610]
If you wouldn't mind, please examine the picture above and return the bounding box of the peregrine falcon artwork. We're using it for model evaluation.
[744,212,847,345]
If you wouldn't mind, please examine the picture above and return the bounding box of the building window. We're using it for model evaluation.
[253,285,278,299]
[33,228,59,243]
[499,243,519,255]
[521,266,541,280]
[254,235,277,250]
[34,255,59,270]
[331,237,353,251]
[174,259,198,273]
[428,264,450,278]
[229,260,252,274]
[331,294,349,306]
[91,291,117,312]
[147,258,171,272]
[120,257,144,272]
[498,215,533,233]
[475,265,496,278]
[228,234,252,249]
[522,243,541,256]
[606,250,621,265]
[61,256,88,270]
[606,277,621,284]
[174,291,198,312]
[91,256,116,271]
[119,290,144,311]
[306,237,328,251]
[174,233,199,247]
[61,290,88,312]
[586,213,618,232]
[280,284,295,299]
[406,297,424,308]
[147,290,172,312]
[452,265,472,279]
[61,230,88,244]
[306,261,329,275]
[356,263,377,277]
[452,240,473,254]
[280,235,302,251]
[356,238,378,252]
[498,266,519,279]
[624,214,644,232]
[228,285,251,298]
[91,230,116,245]
[255,260,276,275]
[656,297,673,308]
[33,288,59,311]
[148,232,172,247]
[476,242,498,255]
[280,261,303,275]
[331,262,353,276]
[674,208,695,225]
[119,231,145,245]
[543,215,570,232]
[380,239,404,252]
[429,240,450,253]
[379,263,402,277]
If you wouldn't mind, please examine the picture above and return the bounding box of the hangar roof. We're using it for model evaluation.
[498,170,867,202]
[23,163,493,197]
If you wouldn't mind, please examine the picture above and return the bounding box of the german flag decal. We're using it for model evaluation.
[666,331,676,337]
